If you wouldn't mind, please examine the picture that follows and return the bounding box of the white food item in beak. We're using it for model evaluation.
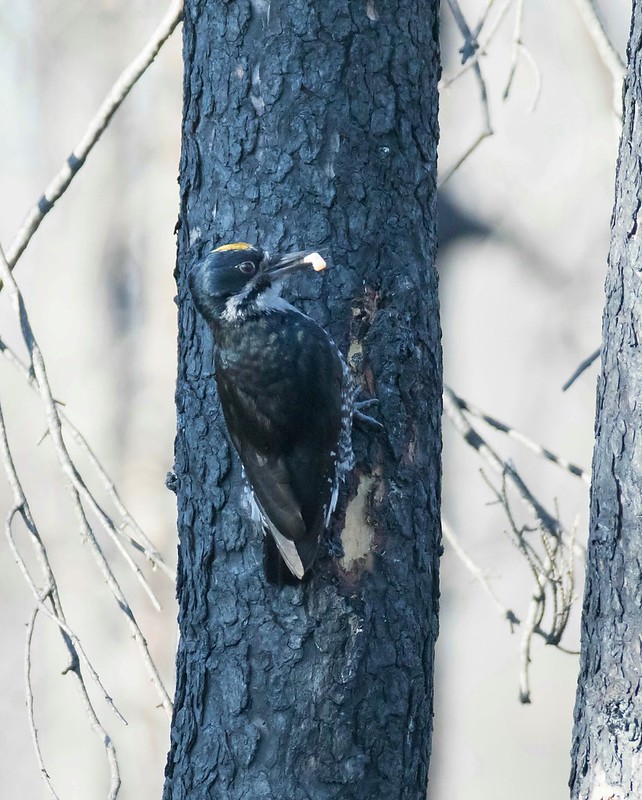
[305,252,327,272]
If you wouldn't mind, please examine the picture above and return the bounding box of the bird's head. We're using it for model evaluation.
[188,242,326,324]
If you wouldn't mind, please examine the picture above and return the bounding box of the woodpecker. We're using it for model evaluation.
[188,242,356,582]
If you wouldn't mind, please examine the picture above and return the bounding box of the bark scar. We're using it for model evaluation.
[340,474,375,572]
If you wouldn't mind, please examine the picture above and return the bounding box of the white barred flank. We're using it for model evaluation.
[336,352,356,479]
[324,347,355,525]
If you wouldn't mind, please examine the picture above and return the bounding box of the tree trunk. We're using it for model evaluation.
[163,2,442,798]
[570,5,642,799]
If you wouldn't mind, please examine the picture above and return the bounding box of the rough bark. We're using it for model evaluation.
[570,4,642,799]
[164,2,441,799]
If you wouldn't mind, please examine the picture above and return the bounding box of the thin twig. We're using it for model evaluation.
[471,0,501,39]
[440,0,515,90]
[0,242,173,718]
[439,129,493,187]
[562,347,600,392]
[0,336,175,580]
[25,608,60,800]
[0,335,163,611]
[0,406,127,723]
[518,43,543,113]
[502,0,543,112]
[519,592,542,704]
[568,0,624,117]
[484,475,576,700]
[503,0,524,97]
[6,507,127,725]
[25,601,121,799]
[483,470,551,583]
[445,399,581,677]
[0,402,121,797]
[444,387,563,539]
[442,517,520,629]
[446,0,480,63]
[3,0,183,277]
[440,0,498,185]
[446,386,590,485]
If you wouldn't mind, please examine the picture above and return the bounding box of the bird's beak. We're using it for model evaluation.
[265,250,327,280]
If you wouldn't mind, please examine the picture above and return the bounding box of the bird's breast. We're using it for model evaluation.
[214,311,344,445]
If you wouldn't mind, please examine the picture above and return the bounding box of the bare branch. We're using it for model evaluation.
[443,387,564,540]
[444,381,581,699]
[484,470,550,588]
[439,128,493,187]
[562,347,600,392]
[471,0,501,39]
[5,508,127,725]
[503,0,524,98]
[442,516,520,629]
[445,0,481,62]
[440,0,515,91]
[0,242,173,718]
[25,603,121,800]
[503,0,543,112]
[516,42,543,113]
[439,0,500,185]
[518,592,542,704]
[571,0,625,78]
[0,336,175,581]
[0,2,182,791]
[480,473,578,700]
[3,0,183,278]
[446,386,590,485]
[0,402,127,723]
[569,0,625,117]
[9,525,126,725]
[0,267,163,612]
[25,608,61,800]
[0,402,122,796]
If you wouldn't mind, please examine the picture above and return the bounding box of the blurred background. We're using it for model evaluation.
[0,1,629,798]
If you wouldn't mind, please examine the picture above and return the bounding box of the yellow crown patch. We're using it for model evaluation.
[214,242,252,252]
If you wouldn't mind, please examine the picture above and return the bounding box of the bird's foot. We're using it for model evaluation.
[353,397,383,430]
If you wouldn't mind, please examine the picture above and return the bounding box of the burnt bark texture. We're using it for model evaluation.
[163,2,441,799]
[570,5,642,800]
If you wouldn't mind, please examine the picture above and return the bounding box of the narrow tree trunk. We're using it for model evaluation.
[570,5,642,799]
[164,3,441,798]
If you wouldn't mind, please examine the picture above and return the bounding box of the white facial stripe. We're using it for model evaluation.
[221,282,304,321]
[221,281,254,322]
[255,285,304,315]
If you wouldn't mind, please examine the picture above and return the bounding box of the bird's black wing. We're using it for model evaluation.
[215,312,344,578]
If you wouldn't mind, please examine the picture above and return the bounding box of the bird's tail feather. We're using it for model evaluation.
[263,535,301,586]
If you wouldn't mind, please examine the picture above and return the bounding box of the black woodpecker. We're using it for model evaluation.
[188,242,355,582]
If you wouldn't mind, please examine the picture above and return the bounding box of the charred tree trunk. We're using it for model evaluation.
[570,5,642,799]
[164,2,441,798]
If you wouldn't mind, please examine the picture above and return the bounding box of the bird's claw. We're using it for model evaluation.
[354,410,384,430]
[355,398,378,411]
[353,397,383,430]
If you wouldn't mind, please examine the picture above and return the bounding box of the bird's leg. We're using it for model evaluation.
[353,394,383,430]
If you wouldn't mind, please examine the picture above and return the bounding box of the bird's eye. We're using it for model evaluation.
[238,261,257,275]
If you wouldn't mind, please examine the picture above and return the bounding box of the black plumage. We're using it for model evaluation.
[189,243,353,581]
